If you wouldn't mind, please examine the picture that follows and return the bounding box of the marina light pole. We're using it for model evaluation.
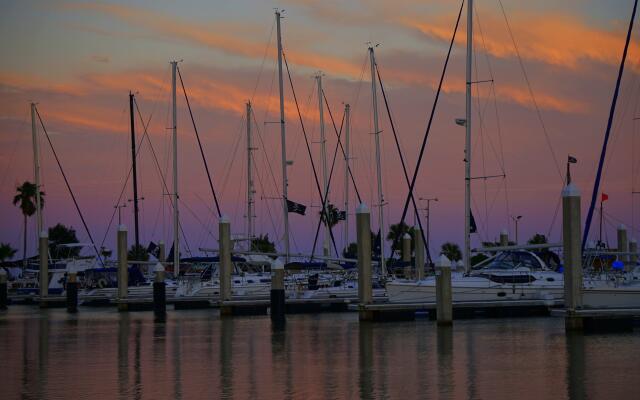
[276,10,290,262]
[171,60,180,276]
[369,45,386,277]
[344,103,351,251]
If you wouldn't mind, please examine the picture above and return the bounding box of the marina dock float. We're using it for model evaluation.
[349,299,563,321]
[551,307,640,331]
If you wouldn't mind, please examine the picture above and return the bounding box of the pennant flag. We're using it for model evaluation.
[286,199,307,215]
[470,211,478,234]
[568,155,578,164]
[601,193,609,202]
[147,241,159,258]
[337,211,347,221]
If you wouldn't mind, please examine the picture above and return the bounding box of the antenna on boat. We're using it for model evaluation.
[170,60,180,276]
[464,0,473,274]
[30,102,43,239]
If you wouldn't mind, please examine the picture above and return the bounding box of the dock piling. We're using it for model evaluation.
[357,203,373,320]
[402,232,412,278]
[117,225,128,312]
[0,268,7,310]
[39,231,48,308]
[153,263,166,321]
[630,238,637,267]
[499,229,509,247]
[414,226,424,280]
[158,241,166,263]
[617,225,629,269]
[66,272,78,313]
[219,216,232,316]
[436,254,452,326]
[562,183,583,330]
[270,258,285,323]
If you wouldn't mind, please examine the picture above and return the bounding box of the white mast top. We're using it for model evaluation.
[464,0,473,273]
[369,46,386,277]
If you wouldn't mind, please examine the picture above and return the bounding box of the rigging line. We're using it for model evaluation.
[133,99,193,257]
[35,107,104,266]
[497,0,563,182]
[252,110,280,198]
[176,66,222,218]
[583,0,638,250]
[322,89,362,203]
[399,0,464,244]
[282,51,340,258]
[250,18,276,102]
[375,63,432,262]
[309,100,345,260]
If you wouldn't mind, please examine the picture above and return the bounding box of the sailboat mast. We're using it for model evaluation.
[316,74,330,257]
[464,0,473,273]
[129,92,140,249]
[31,103,42,236]
[344,103,351,251]
[171,61,180,276]
[369,46,386,277]
[246,101,255,249]
[276,10,290,262]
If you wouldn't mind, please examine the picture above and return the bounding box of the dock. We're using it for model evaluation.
[551,307,640,331]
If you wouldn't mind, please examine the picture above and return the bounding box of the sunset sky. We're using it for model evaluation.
[1,0,640,259]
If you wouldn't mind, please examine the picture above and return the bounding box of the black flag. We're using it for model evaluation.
[286,199,307,215]
[147,241,159,258]
[568,155,577,164]
[337,211,347,221]
[470,211,478,234]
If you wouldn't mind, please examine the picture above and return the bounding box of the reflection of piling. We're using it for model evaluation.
[153,263,166,321]
[562,183,583,330]
[117,225,128,312]
[0,268,7,310]
[39,231,48,307]
[630,239,638,267]
[402,233,412,278]
[270,258,285,323]
[414,227,424,280]
[66,272,78,313]
[617,225,629,269]
[357,203,372,321]
[436,254,452,326]
[499,229,509,247]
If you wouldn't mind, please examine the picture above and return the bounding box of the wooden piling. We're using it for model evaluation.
[617,225,629,269]
[630,239,638,267]
[270,258,285,323]
[499,229,509,247]
[39,231,48,308]
[414,226,425,280]
[117,225,128,312]
[436,254,452,326]
[356,203,373,321]
[0,268,7,310]
[562,183,583,330]
[66,272,78,313]
[402,233,412,278]
[153,263,166,321]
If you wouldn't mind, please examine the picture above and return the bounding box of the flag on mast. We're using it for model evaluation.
[601,193,609,202]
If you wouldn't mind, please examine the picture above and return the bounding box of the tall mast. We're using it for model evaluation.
[464,0,473,273]
[276,10,290,262]
[344,103,351,251]
[316,74,330,257]
[246,101,255,249]
[369,46,386,277]
[31,103,42,236]
[171,61,180,276]
[129,92,140,249]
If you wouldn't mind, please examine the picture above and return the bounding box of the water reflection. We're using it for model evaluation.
[0,309,639,399]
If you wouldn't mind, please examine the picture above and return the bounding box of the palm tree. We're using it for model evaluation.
[12,181,44,267]
[386,221,414,253]
[440,242,462,262]
[0,242,17,265]
[319,203,340,230]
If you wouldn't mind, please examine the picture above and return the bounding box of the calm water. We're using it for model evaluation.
[1,306,639,399]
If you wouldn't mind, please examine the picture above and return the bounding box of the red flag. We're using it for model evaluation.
[601,193,609,202]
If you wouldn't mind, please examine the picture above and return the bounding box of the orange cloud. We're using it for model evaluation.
[400,12,639,70]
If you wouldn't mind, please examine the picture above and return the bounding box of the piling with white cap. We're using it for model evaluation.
[414,226,425,280]
[39,230,48,307]
[617,224,629,270]
[356,204,372,314]
[117,225,128,312]
[402,232,412,278]
[629,238,638,267]
[66,271,78,313]
[0,268,7,310]
[499,229,509,247]
[562,183,583,330]
[219,215,232,303]
[153,263,166,321]
[436,254,452,326]
[270,258,285,323]
[158,240,166,263]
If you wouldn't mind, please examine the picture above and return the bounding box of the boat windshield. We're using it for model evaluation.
[482,251,543,270]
